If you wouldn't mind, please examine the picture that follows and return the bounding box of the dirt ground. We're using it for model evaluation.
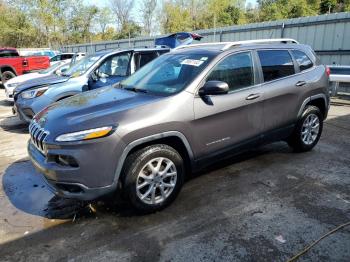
[0,91,349,262]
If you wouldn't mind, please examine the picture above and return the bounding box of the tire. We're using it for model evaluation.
[288,105,323,152]
[1,71,16,83]
[122,144,184,213]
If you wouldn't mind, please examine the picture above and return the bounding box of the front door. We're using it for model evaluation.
[89,51,132,90]
[192,51,264,159]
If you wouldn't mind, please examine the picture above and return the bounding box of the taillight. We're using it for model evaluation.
[326,66,331,76]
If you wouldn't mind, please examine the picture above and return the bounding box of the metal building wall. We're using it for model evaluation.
[61,12,350,65]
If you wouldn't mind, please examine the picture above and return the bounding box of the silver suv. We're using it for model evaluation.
[27,39,330,213]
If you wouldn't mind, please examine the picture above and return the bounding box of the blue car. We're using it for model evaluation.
[14,47,170,122]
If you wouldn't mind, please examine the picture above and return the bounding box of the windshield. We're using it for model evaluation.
[120,53,215,95]
[39,62,64,74]
[62,54,101,77]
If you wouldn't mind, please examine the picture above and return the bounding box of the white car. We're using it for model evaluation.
[50,52,85,66]
[4,61,70,102]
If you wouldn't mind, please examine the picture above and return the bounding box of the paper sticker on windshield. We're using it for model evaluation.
[165,87,177,93]
[181,59,204,67]
[200,57,208,61]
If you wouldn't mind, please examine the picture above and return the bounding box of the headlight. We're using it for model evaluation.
[21,86,48,99]
[55,126,114,142]
[6,82,19,88]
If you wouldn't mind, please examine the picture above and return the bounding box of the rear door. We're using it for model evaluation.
[257,49,303,133]
[133,51,159,72]
[192,51,264,158]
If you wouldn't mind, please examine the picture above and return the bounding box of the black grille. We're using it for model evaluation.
[29,120,49,154]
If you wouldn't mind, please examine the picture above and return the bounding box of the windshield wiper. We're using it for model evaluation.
[122,84,148,93]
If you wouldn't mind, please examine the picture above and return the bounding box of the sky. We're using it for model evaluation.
[84,0,258,24]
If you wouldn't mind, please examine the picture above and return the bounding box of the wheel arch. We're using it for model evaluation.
[298,94,328,119]
[113,131,195,185]
[0,65,18,76]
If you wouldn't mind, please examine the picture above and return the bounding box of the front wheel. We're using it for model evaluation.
[1,71,16,83]
[288,105,323,152]
[122,144,184,213]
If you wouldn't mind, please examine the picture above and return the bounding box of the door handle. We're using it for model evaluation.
[296,81,307,87]
[246,93,260,100]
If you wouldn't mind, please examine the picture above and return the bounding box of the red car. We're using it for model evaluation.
[0,48,50,83]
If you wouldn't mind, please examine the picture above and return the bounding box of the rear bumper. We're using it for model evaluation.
[27,134,124,201]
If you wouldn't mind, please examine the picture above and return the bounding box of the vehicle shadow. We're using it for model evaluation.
[2,143,284,221]
[2,159,93,220]
[0,99,13,107]
[0,116,28,133]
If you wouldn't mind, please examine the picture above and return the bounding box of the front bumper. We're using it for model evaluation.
[15,96,51,123]
[27,134,125,201]
[4,86,14,102]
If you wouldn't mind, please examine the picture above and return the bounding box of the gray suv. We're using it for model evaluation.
[27,39,330,213]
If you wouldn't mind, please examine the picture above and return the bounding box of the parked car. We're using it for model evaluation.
[155,32,203,48]
[0,47,50,84]
[14,47,170,122]
[33,50,58,58]
[27,39,330,212]
[4,61,70,102]
[50,52,85,66]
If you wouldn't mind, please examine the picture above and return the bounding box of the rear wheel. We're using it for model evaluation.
[122,144,184,213]
[1,71,16,83]
[288,105,323,152]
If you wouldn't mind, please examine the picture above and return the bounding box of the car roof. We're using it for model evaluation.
[174,39,303,53]
[93,47,171,57]
[173,44,310,58]
[0,47,17,51]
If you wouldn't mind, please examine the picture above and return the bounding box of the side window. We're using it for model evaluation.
[291,50,313,72]
[206,52,254,91]
[0,51,19,57]
[139,52,158,69]
[50,55,60,62]
[98,52,131,77]
[62,54,73,60]
[258,50,295,82]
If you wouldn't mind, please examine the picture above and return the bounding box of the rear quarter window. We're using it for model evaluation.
[0,50,19,57]
[291,50,313,71]
[258,50,295,82]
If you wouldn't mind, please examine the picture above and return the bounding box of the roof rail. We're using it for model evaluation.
[173,38,299,51]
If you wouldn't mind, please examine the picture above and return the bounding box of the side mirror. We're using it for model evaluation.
[198,81,229,96]
[90,71,99,82]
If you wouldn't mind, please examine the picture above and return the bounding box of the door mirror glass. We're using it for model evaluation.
[90,71,99,82]
[199,81,229,96]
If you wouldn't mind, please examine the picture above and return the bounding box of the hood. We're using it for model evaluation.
[5,72,40,85]
[34,86,162,139]
[5,72,41,93]
[14,74,69,94]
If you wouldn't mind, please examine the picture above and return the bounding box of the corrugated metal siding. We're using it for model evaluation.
[61,12,350,65]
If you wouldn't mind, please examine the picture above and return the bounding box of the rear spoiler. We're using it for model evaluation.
[155,32,203,49]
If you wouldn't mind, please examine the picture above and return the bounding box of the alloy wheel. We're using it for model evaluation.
[301,113,320,145]
[136,157,177,205]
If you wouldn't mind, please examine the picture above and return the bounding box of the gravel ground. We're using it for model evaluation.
[0,91,349,262]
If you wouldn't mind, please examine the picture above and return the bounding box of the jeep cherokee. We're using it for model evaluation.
[27,39,330,213]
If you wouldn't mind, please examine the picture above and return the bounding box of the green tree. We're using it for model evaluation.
[320,0,337,13]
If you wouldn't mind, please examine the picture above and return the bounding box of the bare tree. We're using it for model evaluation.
[95,7,113,35]
[140,0,157,36]
[109,0,134,29]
